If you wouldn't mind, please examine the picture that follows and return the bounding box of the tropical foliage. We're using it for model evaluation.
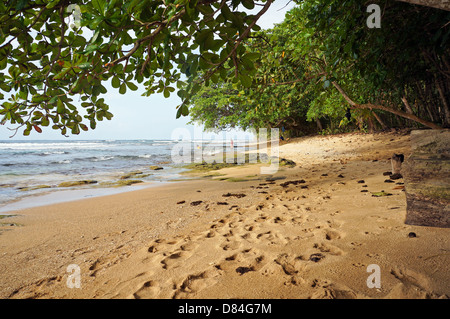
[188,0,450,136]
[0,0,273,136]
[0,0,449,137]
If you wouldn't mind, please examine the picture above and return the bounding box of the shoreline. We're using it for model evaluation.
[1,131,449,299]
[0,181,170,214]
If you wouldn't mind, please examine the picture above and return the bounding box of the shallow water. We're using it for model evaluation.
[0,139,246,212]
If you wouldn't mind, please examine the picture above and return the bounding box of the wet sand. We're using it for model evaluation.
[0,131,448,299]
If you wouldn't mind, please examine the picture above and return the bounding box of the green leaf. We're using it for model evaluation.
[126,81,138,91]
[242,0,254,10]
[119,83,127,94]
[163,88,170,98]
[71,124,80,135]
[111,76,120,88]
[77,62,92,70]
[239,74,252,88]
[46,0,59,9]
[53,67,72,80]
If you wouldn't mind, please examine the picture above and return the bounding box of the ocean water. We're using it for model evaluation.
[0,140,190,212]
[0,139,249,213]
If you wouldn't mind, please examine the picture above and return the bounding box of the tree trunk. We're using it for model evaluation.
[316,118,323,131]
[372,111,388,129]
[331,81,442,129]
[401,96,414,114]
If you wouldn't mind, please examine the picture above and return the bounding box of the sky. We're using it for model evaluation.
[0,1,297,141]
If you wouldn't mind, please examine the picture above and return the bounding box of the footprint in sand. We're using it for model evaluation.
[147,238,180,254]
[313,242,345,256]
[256,230,289,245]
[216,248,266,276]
[324,229,343,241]
[220,239,241,251]
[160,251,187,270]
[172,268,222,299]
[274,253,306,285]
[386,267,444,298]
[310,279,358,299]
[132,280,160,299]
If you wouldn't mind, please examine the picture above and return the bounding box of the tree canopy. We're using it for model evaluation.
[0,0,273,136]
[1,0,449,137]
[188,0,450,136]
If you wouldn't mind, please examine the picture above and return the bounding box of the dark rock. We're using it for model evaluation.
[390,173,403,180]
[222,193,246,198]
[235,266,255,275]
[279,180,306,187]
[309,253,325,262]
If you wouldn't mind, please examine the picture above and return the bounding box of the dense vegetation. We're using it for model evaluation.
[0,0,448,137]
[188,0,450,137]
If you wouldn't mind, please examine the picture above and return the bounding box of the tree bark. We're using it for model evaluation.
[372,111,388,129]
[401,96,414,114]
[316,118,323,131]
[331,81,442,129]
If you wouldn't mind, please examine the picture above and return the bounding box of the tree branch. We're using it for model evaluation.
[331,80,442,129]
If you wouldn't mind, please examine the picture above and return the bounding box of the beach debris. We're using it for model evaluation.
[407,232,417,238]
[361,190,369,193]
[309,253,325,263]
[390,173,403,180]
[279,158,296,167]
[222,193,246,198]
[384,179,395,183]
[321,173,328,176]
[149,165,163,170]
[357,180,365,183]
[235,266,255,275]
[371,191,393,197]
[190,201,203,206]
[177,200,186,204]
[383,171,391,176]
[217,202,229,205]
[337,174,344,178]
[265,176,286,181]
[279,180,306,188]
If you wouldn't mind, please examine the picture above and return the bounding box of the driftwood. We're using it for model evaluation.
[403,130,450,228]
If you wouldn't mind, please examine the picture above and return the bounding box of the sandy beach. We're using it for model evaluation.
[0,130,449,299]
